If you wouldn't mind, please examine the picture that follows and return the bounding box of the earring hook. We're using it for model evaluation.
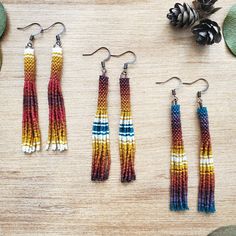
[156,76,182,90]
[111,51,137,77]
[156,77,183,104]
[183,78,209,95]
[17,23,43,48]
[42,22,66,36]
[83,47,111,74]
[183,78,209,107]
[42,22,66,47]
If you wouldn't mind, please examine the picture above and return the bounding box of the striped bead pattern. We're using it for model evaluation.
[92,75,110,181]
[198,106,215,213]
[46,47,68,152]
[119,77,136,182]
[170,104,188,211]
[22,48,41,153]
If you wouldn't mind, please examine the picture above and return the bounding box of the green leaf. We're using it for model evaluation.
[0,2,6,39]
[0,44,2,71]
[223,5,236,56]
[208,225,236,236]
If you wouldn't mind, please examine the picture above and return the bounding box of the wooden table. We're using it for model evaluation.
[0,0,235,235]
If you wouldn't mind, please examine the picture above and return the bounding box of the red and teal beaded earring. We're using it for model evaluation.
[156,77,189,211]
[17,23,43,154]
[111,51,137,183]
[83,47,111,181]
[184,79,215,213]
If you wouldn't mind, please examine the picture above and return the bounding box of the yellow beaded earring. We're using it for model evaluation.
[42,22,68,152]
[17,23,43,154]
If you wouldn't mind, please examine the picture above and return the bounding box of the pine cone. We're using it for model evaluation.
[167,3,199,27]
[193,0,221,16]
[191,19,222,45]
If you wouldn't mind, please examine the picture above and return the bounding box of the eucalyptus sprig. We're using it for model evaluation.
[0,2,7,71]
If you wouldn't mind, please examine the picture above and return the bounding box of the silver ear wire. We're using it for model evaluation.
[156,76,183,104]
[183,78,209,107]
[83,47,111,75]
[17,23,43,48]
[42,22,66,47]
[111,51,136,77]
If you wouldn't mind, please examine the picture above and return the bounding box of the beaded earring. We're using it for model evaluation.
[17,23,43,154]
[83,47,111,181]
[111,51,137,183]
[156,77,189,211]
[42,22,68,152]
[184,79,215,213]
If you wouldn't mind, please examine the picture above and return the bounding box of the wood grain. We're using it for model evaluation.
[0,0,235,235]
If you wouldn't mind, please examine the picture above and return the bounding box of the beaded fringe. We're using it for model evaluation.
[92,75,111,181]
[46,47,68,151]
[22,48,41,153]
[198,107,215,213]
[119,77,136,183]
[170,104,188,211]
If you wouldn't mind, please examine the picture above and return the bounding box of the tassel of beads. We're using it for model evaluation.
[170,104,188,211]
[198,106,215,213]
[91,75,111,181]
[46,46,67,151]
[22,48,41,153]
[119,76,136,183]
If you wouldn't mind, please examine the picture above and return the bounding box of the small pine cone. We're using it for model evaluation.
[167,3,199,27]
[191,19,222,45]
[193,0,221,16]
[197,0,217,11]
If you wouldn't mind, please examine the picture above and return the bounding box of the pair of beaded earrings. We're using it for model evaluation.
[18,22,68,154]
[156,77,215,214]
[83,47,136,183]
